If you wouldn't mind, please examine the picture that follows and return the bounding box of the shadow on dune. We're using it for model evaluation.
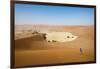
[15,34,46,50]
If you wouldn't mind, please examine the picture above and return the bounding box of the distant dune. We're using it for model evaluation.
[15,25,94,39]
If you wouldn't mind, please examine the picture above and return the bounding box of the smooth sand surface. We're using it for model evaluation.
[14,26,95,67]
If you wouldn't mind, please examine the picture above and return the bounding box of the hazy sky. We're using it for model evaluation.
[15,4,94,25]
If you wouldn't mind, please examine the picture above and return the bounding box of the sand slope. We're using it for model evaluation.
[14,26,95,67]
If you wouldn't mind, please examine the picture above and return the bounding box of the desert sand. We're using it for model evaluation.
[14,25,95,67]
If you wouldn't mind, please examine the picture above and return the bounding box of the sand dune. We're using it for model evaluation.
[14,26,95,67]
